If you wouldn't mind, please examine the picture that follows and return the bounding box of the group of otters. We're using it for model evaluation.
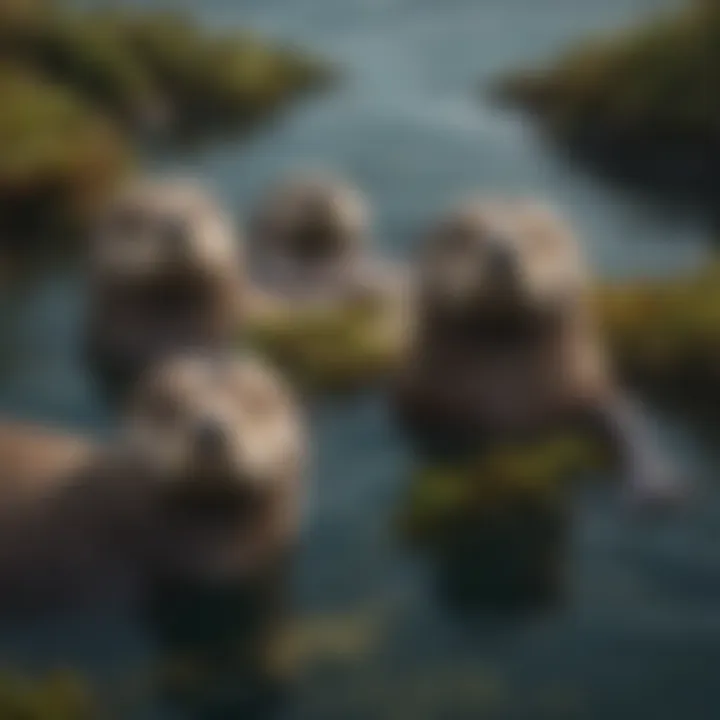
[0,173,683,616]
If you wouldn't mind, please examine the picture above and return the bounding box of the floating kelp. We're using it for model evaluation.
[597,263,720,400]
[245,295,408,393]
[147,579,391,718]
[397,436,608,615]
[0,669,97,720]
[246,262,720,399]
[398,435,605,546]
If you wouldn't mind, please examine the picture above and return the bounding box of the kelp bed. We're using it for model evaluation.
[245,295,407,393]
[245,264,720,400]
[598,263,720,399]
[397,435,607,546]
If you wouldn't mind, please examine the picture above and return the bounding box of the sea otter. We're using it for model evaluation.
[394,198,682,506]
[248,172,399,309]
[0,353,306,615]
[84,178,245,393]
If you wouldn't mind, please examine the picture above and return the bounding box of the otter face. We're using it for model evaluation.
[418,200,588,327]
[252,173,369,268]
[123,354,304,499]
[119,353,305,582]
[91,179,243,299]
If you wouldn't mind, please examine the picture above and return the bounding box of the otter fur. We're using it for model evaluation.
[394,198,682,506]
[0,353,306,615]
[84,178,246,393]
[249,172,402,310]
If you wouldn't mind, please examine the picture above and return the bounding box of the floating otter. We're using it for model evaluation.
[249,172,399,308]
[84,179,245,393]
[394,198,682,506]
[0,353,306,615]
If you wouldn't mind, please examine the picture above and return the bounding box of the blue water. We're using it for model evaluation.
[3,0,720,717]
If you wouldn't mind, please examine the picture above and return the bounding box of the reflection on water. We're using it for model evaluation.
[2,0,720,718]
[146,569,291,719]
[420,499,572,619]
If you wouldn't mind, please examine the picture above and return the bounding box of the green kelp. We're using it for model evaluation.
[0,669,98,720]
[398,434,605,547]
[397,436,606,614]
[597,262,720,398]
[245,295,407,393]
[0,67,129,243]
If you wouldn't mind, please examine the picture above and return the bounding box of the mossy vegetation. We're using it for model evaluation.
[597,262,720,398]
[245,296,407,393]
[390,262,720,549]
[0,66,129,242]
[394,436,604,613]
[397,435,605,546]
[492,0,719,189]
[0,0,329,248]
[243,263,720,398]
[394,263,720,538]
[0,669,97,719]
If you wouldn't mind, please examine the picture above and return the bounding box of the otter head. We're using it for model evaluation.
[121,353,305,582]
[90,178,244,325]
[417,199,588,337]
[251,172,369,271]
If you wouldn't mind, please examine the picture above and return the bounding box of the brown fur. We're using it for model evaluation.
[395,199,603,447]
[0,354,306,615]
[0,423,142,611]
[84,179,245,391]
[395,198,683,506]
[396,309,609,446]
[249,173,402,308]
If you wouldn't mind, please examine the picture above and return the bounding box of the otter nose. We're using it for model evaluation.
[194,419,227,456]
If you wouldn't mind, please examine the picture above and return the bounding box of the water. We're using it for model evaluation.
[3,0,720,717]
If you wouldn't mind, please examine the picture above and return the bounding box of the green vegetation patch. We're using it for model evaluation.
[398,435,606,546]
[116,12,329,128]
[597,262,720,395]
[0,1,330,247]
[243,263,720,399]
[1,4,329,133]
[493,2,720,141]
[0,66,129,235]
[245,296,406,393]
[0,669,97,720]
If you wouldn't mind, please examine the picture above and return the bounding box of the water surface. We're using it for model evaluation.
[2,1,720,718]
